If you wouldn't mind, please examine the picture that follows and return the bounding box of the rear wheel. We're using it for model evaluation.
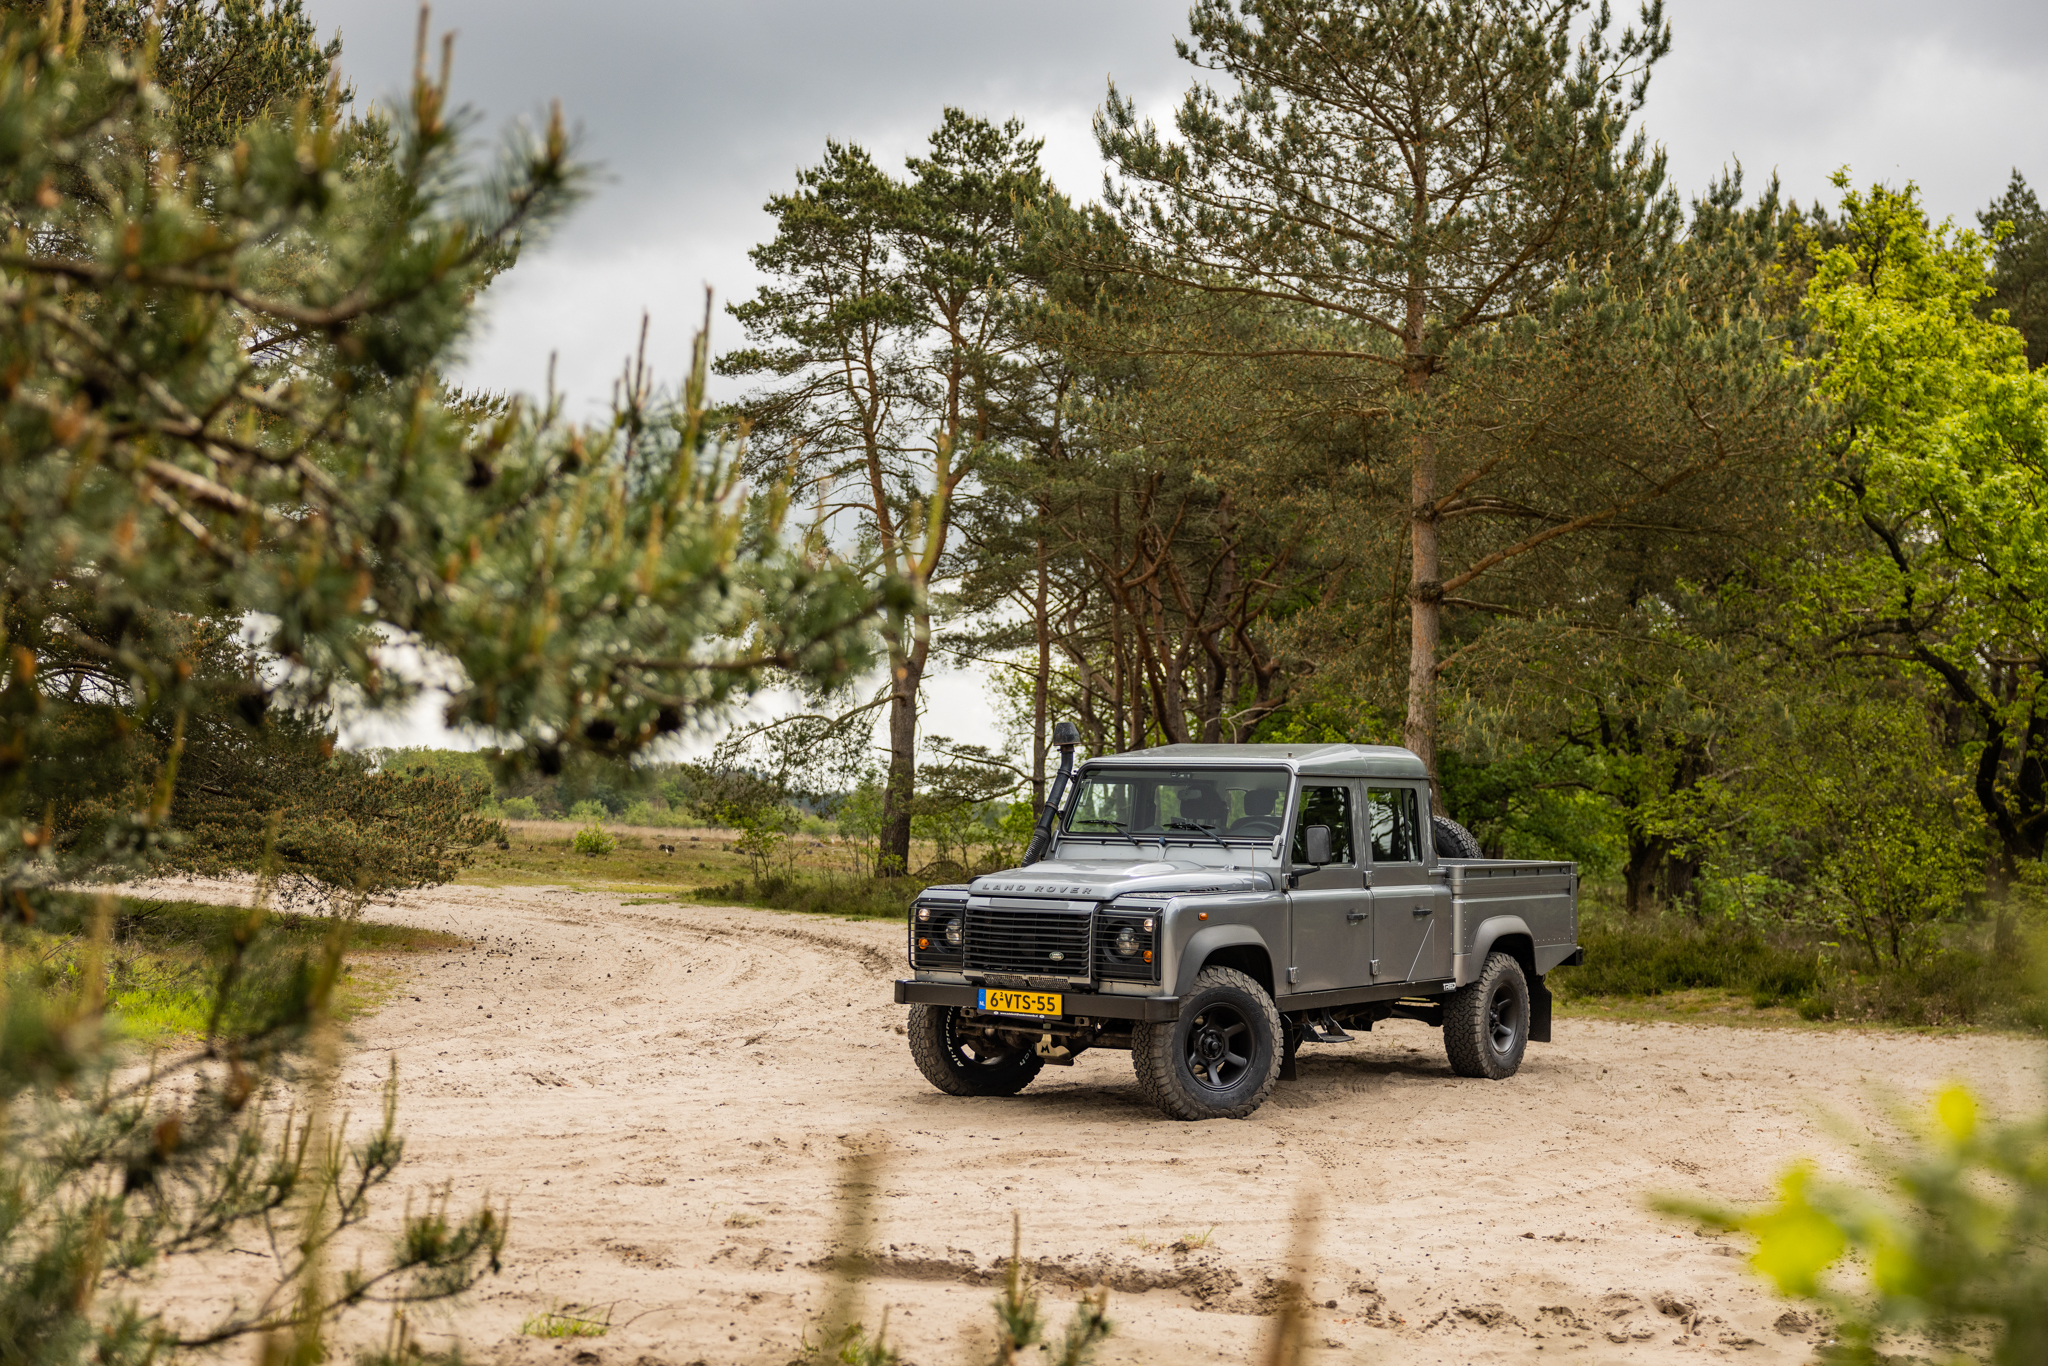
[1444,951,1529,1079]
[906,1005,1044,1097]
[1132,967,1282,1120]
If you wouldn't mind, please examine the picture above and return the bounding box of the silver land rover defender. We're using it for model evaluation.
[892,727,1583,1120]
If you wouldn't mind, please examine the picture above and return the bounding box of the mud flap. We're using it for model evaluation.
[1529,975,1553,1043]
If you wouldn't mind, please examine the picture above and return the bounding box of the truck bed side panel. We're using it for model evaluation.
[1448,861,1578,982]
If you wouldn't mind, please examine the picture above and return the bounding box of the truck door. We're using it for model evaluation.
[1367,785,1447,984]
[1286,781,1371,994]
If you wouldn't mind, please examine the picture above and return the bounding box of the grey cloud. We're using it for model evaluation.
[307,0,2047,407]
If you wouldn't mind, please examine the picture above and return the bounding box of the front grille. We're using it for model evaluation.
[1096,909,1161,983]
[965,905,1093,978]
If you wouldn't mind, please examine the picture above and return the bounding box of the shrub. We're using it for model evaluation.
[568,799,609,823]
[499,796,540,820]
[687,873,919,919]
[572,824,616,856]
[1555,918,1823,1003]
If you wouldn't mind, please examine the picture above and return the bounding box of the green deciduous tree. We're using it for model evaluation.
[1801,176,2048,881]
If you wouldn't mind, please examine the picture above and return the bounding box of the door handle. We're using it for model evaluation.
[1411,903,1431,916]
[1347,910,1367,923]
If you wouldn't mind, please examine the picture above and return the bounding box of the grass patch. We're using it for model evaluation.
[12,894,464,1043]
[519,1303,611,1339]
[1552,914,2045,1032]
[681,872,923,920]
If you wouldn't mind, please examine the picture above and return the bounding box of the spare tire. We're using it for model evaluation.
[1433,813,1482,859]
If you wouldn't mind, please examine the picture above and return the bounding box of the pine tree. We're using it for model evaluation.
[0,11,882,1360]
[1084,0,1678,776]
[719,110,1042,873]
[1979,169,2048,370]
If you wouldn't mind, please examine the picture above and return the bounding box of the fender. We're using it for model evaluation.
[1454,914,1534,988]
[1171,923,1273,998]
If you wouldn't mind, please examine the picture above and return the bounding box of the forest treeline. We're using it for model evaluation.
[706,1,2048,978]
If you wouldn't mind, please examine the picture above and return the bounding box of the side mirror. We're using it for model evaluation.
[1304,825,1332,866]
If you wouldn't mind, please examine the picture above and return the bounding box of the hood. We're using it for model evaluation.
[968,857,1272,900]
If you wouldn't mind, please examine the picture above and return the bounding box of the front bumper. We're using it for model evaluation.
[893,979,1182,1023]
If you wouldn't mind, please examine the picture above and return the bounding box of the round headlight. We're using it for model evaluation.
[944,917,963,947]
[916,906,930,922]
[1113,925,1139,957]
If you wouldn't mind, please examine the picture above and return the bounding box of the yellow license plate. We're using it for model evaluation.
[979,988,1062,1017]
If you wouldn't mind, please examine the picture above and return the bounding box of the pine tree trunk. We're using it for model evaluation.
[1402,371,1441,782]
[880,650,922,876]
[1031,521,1050,807]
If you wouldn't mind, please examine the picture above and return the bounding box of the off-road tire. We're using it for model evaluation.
[1432,814,1483,860]
[1131,967,1283,1120]
[906,1005,1044,1097]
[1443,951,1530,1079]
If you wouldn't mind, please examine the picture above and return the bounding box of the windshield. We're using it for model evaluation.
[1063,767,1292,843]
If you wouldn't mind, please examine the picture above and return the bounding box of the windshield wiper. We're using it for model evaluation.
[1165,818,1235,856]
[1070,818,1146,850]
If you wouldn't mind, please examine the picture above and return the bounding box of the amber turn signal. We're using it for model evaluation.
[917,937,929,949]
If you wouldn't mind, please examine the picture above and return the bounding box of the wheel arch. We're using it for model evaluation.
[1471,915,1537,982]
[1174,925,1275,997]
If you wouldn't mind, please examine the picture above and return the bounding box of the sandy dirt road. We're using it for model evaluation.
[143,881,2045,1365]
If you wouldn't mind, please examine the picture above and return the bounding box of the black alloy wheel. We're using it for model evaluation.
[905,1004,1045,1097]
[1444,950,1530,1079]
[1186,1002,1256,1091]
[1132,966,1282,1120]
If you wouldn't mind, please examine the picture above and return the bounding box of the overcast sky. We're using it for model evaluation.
[309,0,2048,755]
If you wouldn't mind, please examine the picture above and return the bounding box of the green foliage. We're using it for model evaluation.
[567,800,608,823]
[1557,912,2045,1029]
[719,108,1048,874]
[685,873,918,921]
[1979,170,2048,369]
[519,1304,611,1339]
[1800,175,2048,875]
[988,1213,1113,1366]
[1,12,885,906]
[1662,1085,2048,1364]
[497,796,539,820]
[375,748,496,806]
[14,894,458,1041]
[2,896,504,1366]
[0,11,885,1365]
[0,0,343,159]
[1555,918,1824,1006]
[570,824,615,857]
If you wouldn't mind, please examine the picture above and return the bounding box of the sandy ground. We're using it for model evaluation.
[139,880,2046,1366]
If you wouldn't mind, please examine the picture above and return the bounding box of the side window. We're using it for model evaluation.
[1290,784,1356,865]
[1366,787,1421,864]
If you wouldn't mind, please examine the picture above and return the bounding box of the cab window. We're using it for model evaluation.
[1289,784,1355,865]
[1366,786,1422,863]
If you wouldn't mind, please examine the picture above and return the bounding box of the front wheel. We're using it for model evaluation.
[1444,951,1530,1079]
[1132,967,1282,1120]
[906,1005,1044,1097]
